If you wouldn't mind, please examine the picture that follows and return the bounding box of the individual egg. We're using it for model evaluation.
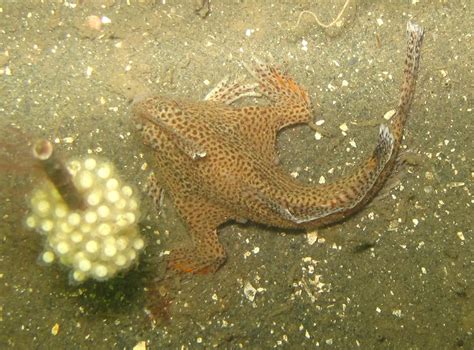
[97,223,112,236]
[71,270,86,283]
[76,170,94,190]
[97,164,112,179]
[93,264,108,279]
[106,190,120,203]
[86,189,103,206]
[80,223,93,234]
[133,237,145,250]
[78,258,92,272]
[54,203,68,219]
[121,185,133,197]
[106,178,119,190]
[97,204,110,218]
[67,212,81,227]
[58,221,73,234]
[115,237,128,251]
[103,243,117,258]
[25,215,37,229]
[40,219,54,232]
[84,157,97,170]
[84,210,98,224]
[114,254,127,267]
[56,241,70,255]
[124,212,136,224]
[41,251,55,264]
[70,231,84,243]
[85,240,99,254]
[35,199,51,217]
[116,214,129,227]
[115,199,127,210]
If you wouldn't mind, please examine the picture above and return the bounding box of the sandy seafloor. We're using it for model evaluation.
[0,0,472,348]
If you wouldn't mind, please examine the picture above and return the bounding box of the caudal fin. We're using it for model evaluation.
[393,21,424,133]
[277,22,424,225]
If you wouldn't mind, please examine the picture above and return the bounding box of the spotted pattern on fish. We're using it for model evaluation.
[132,22,424,274]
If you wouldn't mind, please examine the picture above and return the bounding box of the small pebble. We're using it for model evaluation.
[383,109,396,120]
[243,282,257,301]
[133,341,147,350]
[51,323,60,336]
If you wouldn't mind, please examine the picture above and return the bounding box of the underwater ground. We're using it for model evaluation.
[1,0,472,348]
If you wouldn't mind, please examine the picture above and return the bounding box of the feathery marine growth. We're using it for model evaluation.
[133,21,424,274]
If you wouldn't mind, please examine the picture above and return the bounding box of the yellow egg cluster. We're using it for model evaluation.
[26,157,144,284]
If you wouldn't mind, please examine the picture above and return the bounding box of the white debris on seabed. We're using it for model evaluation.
[101,16,112,24]
[306,230,318,245]
[383,109,396,120]
[51,323,59,336]
[245,28,255,37]
[327,83,337,91]
[292,258,329,303]
[301,39,308,51]
[446,182,465,189]
[62,136,75,144]
[392,309,403,318]
[456,231,465,241]
[85,15,102,30]
[85,66,93,78]
[133,340,147,350]
[339,122,348,135]
[243,281,261,302]
[1,65,11,75]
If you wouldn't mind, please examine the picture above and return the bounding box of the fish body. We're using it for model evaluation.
[132,22,424,273]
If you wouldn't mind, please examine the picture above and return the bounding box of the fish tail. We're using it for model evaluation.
[280,22,425,225]
[391,21,424,143]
